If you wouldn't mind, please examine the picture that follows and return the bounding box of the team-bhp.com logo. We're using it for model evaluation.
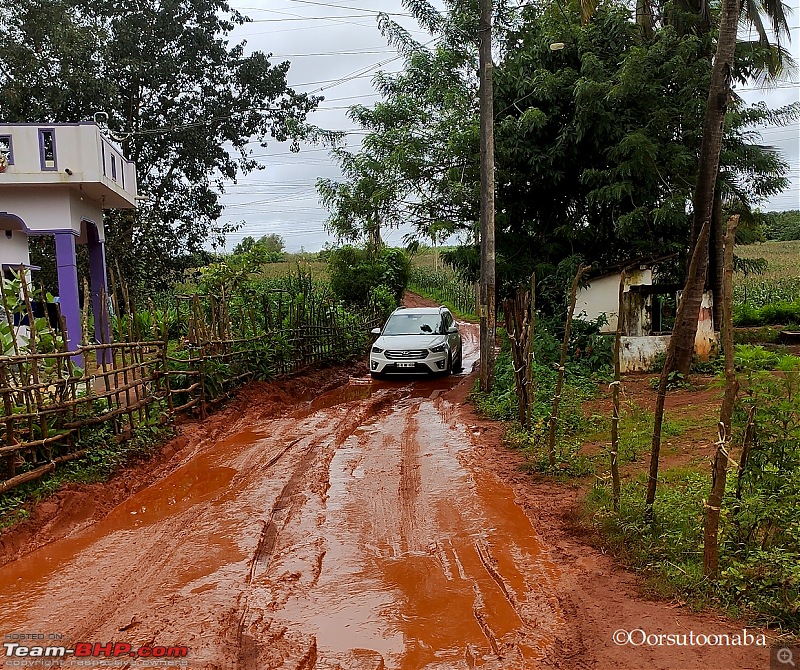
[4,642,188,660]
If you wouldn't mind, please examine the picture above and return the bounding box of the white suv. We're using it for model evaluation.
[369,306,462,378]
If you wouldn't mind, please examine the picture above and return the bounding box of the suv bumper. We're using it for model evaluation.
[369,350,448,374]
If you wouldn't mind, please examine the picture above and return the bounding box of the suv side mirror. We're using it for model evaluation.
[448,324,458,333]
[371,327,381,335]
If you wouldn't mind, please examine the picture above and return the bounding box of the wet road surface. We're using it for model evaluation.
[0,323,562,669]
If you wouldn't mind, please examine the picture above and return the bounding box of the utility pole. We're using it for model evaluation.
[478,0,496,392]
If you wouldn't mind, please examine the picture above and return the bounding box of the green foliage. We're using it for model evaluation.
[472,332,600,476]
[585,472,712,605]
[734,344,781,371]
[112,306,183,341]
[648,369,691,389]
[232,234,286,261]
[0,0,323,296]
[733,300,800,326]
[763,210,800,241]
[1,273,66,356]
[733,325,781,345]
[0,408,172,530]
[327,246,410,310]
[322,1,792,309]
[734,242,800,308]
[588,351,800,629]
[317,16,478,246]
[408,267,476,318]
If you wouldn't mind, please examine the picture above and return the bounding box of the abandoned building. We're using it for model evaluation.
[574,258,715,372]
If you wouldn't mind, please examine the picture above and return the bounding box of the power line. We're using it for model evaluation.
[269,48,395,57]
[236,21,374,36]
[737,81,800,91]
[260,0,411,14]
[247,13,407,22]
[302,36,438,94]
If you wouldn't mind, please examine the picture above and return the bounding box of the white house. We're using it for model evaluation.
[0,122,137,354]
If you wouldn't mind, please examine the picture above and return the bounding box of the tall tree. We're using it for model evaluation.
[319,0,792,317]
[672,0,793,375]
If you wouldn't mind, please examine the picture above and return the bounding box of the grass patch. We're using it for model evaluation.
[471,335,600,477]
[584,470,714,608]
[584,402,698,464]
[407,267,477,320]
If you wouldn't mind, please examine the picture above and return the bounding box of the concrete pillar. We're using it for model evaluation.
[54,232,81,355]
[87,231,111,364]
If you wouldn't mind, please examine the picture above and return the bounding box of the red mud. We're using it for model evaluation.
[0,294,773,669]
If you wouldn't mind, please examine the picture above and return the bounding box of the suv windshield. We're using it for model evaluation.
[383,313,443,336]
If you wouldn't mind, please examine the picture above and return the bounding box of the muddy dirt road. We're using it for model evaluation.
[0,317,773,669]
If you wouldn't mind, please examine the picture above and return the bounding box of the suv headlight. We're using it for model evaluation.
[429,344,447,353]
[371,346,384,353]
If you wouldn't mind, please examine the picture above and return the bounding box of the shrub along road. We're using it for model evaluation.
[0,298,773,669]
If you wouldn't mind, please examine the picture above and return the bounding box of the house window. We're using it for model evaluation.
[38,129,57,170]
[0,135,13,165]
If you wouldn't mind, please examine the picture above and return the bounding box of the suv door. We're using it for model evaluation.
[443,311,460,356]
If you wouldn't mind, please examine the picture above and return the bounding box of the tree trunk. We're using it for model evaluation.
[610,270,626,512]
[527,273,536,431]
[704,215,739,577]
[673,0,742,377]
[503,281,533,429]
[548,264,588,467]
[646,223,710,522]
[368,215,382,253]
[709,190,725,330]
[478,0,496,392]
[636,0,654,38]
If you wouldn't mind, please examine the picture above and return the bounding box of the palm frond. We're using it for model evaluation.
[734,41,799,86]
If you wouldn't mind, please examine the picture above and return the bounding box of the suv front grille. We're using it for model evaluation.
[385,349,429,360]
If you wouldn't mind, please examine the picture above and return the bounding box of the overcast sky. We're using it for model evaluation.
[218,0,800,253]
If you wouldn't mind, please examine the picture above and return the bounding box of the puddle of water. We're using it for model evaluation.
[0,443,240,627]
[296,382,376,416]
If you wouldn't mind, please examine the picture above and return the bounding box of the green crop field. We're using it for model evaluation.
[255,258,329,281]
[735,241,800,306]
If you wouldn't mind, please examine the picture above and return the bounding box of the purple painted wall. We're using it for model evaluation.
[87,229,111,364]
[54,232,81,355]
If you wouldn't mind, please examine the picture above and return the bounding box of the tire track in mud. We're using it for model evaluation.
[248,440,317,584]
[0,378,411,670]
[398,403,422,553]
[232,385,415,669]
[54,421,334,655]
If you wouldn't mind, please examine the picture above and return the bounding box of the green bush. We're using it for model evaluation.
[472,332,599,476]
[733,300,800,326]
[733,326,781,345]
[328,246,410,309]
[408,267,476,317]
[734,344,781,371]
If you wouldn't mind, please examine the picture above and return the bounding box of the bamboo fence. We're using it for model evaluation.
[0,282,382,494]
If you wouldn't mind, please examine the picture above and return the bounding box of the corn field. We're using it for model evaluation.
[408,268,476,316]
[734,241,800,307]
